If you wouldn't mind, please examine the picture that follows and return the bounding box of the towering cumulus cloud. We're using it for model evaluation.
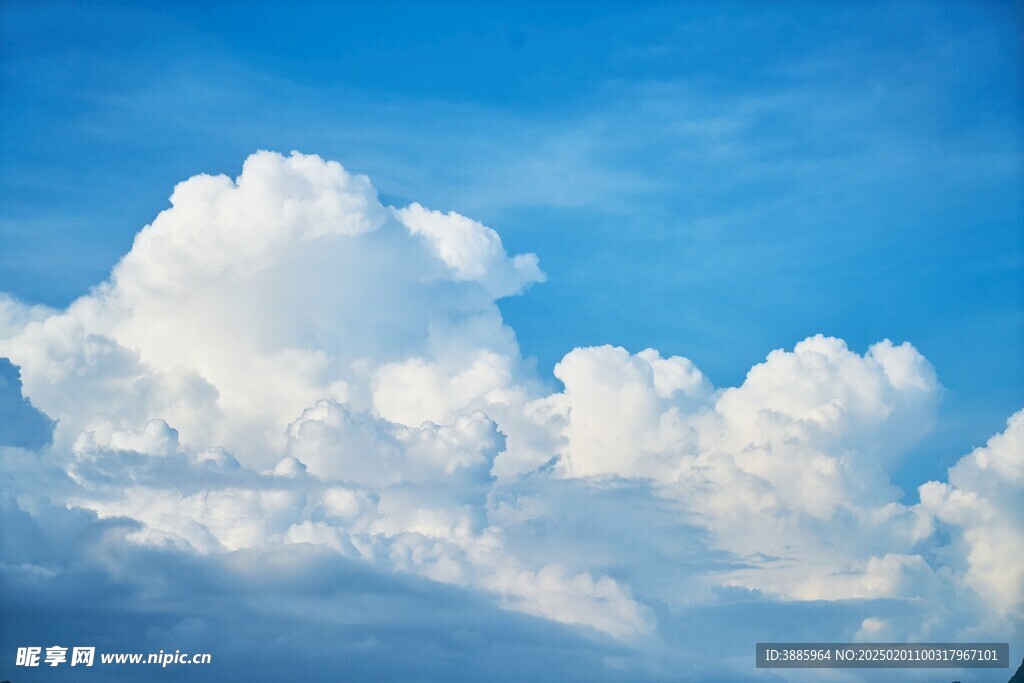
[1,152,1020,681]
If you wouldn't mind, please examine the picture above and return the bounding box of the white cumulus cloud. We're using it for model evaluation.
[1,151,1020,680]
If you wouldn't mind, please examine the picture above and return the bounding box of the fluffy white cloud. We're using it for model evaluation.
[395,202,544,298]
[1,151,1020,679]
[284,399,501,487]
[0,151,542,465]
[713,336,939,466]
[549,344,711,479]
[0,292,54,339]
[107,418,181,456]
[917,409,1024,617]
[510,336,963,610]
[57,397,652,638]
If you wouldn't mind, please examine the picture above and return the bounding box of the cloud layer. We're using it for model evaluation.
[1,151,1020,681]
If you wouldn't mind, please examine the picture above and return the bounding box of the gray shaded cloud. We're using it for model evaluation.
[0,358,54,449]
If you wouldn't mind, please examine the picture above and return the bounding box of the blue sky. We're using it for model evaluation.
[2,2,1023,681]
